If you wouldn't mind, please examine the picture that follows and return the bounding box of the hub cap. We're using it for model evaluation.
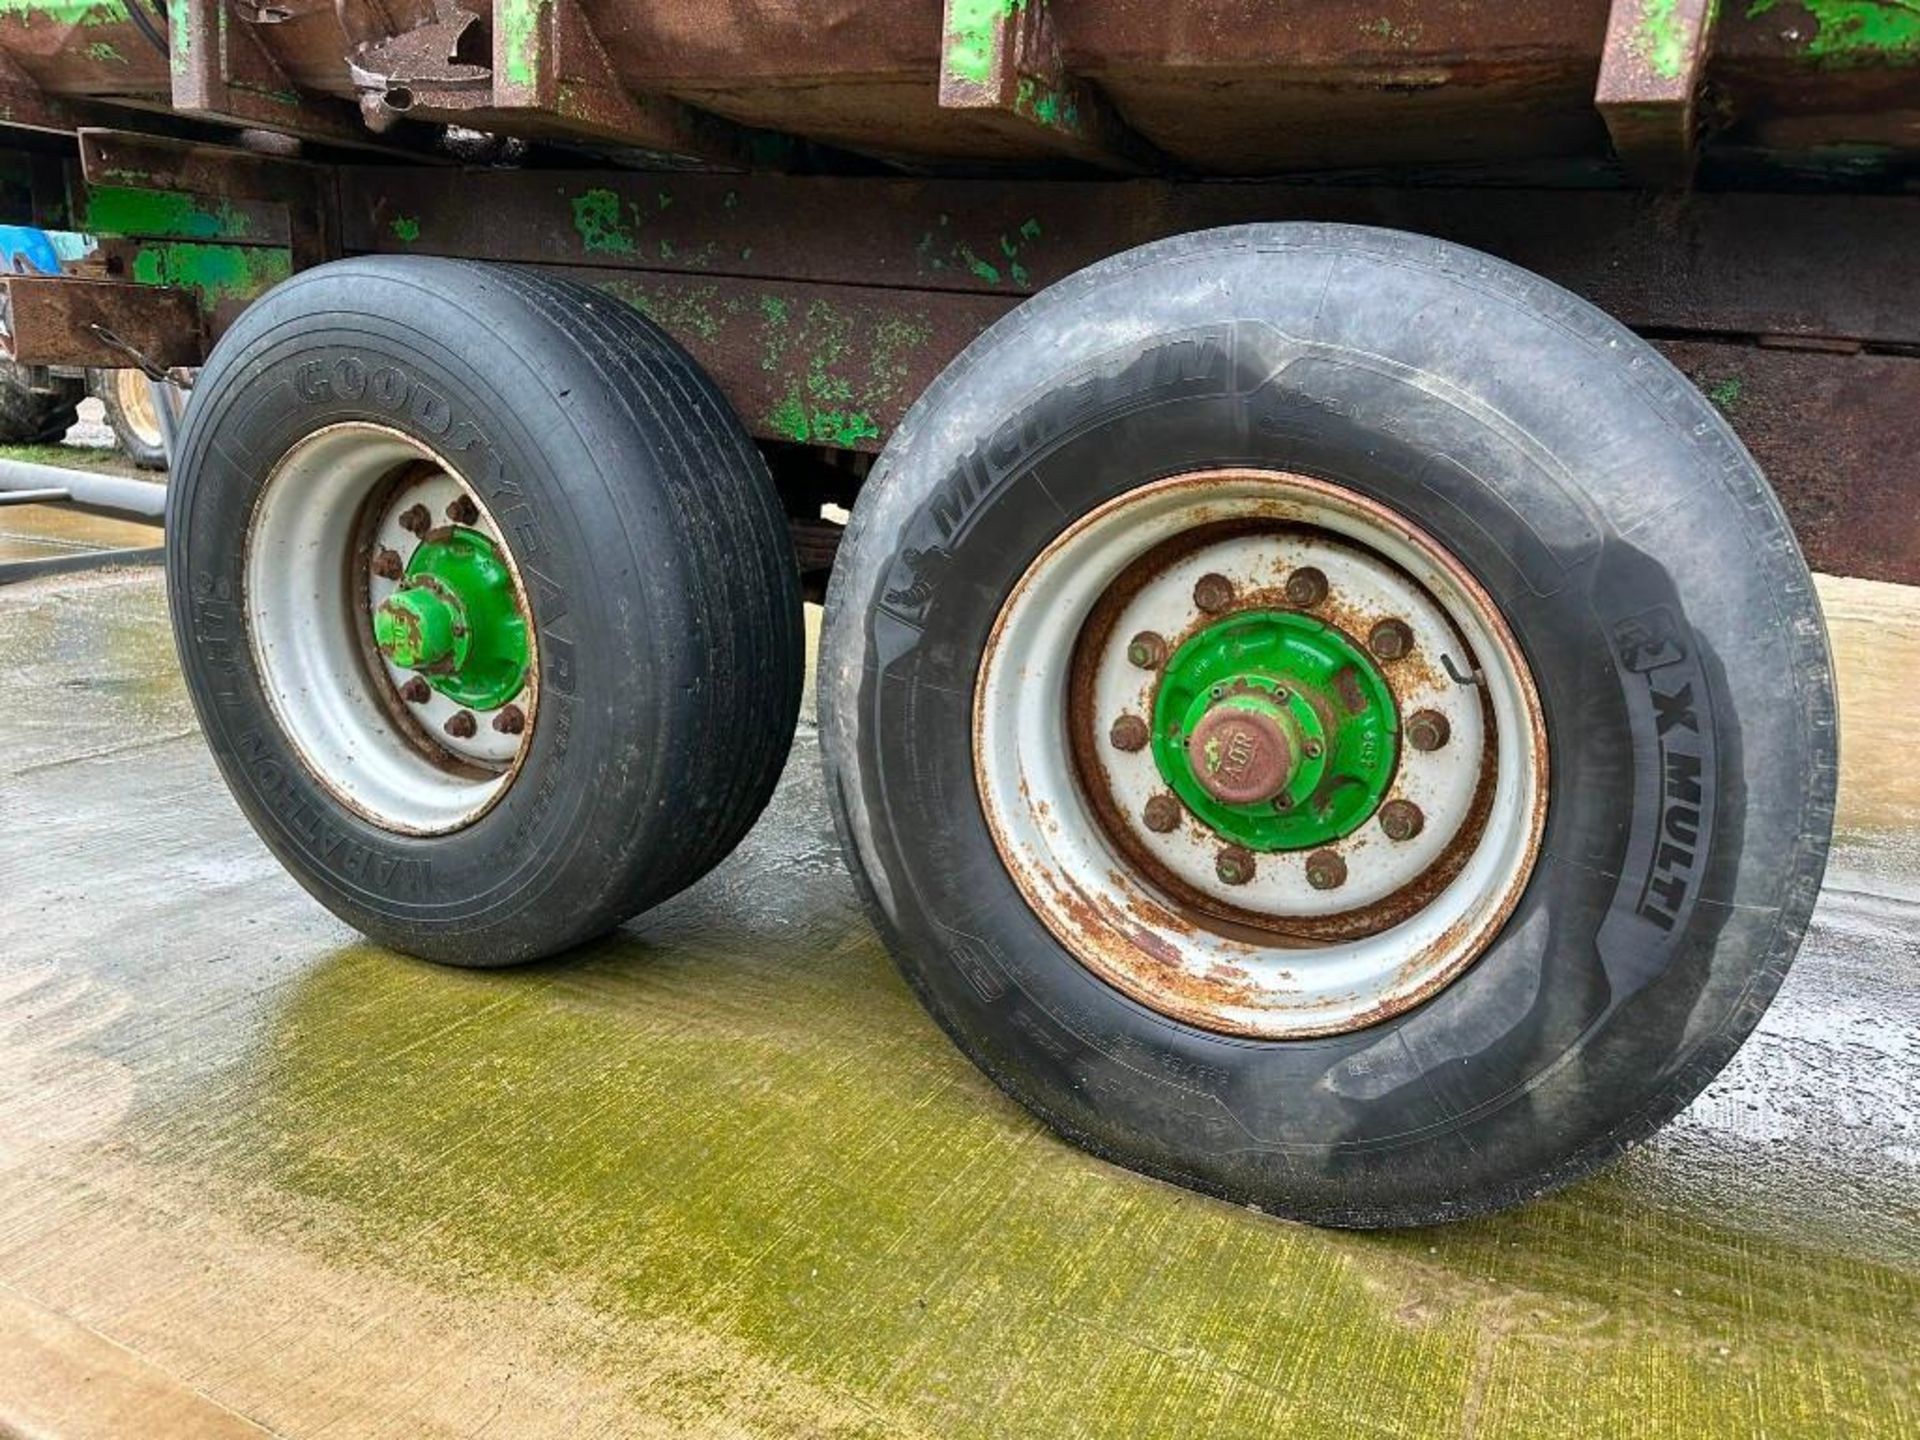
[975,469,1547,1039]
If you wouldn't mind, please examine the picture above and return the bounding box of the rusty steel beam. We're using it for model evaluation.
[1596,0,1719,186]
[938,0,1151,172]
[3,275,207,369]
[164,0,383,148]
[339,170,1920,349]
[79,129,335,267]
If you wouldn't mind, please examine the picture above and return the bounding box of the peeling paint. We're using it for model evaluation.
[128,242,291,304]
[1638,0,1688,79]
[945,0,1027,86]
[570,187,635,256]
[1747,0,1920,63]
[390,215,420,244]
[84,186,255,241]
[497,0,551,89]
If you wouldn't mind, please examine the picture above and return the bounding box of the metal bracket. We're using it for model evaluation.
[1595,0,1719,187]
[938,0,1154,173]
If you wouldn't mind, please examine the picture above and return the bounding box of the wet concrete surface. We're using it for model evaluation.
[0,406,163,568]
[0,554,1914,1438]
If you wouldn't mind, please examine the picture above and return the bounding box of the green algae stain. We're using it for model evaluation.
[1705,376,1744,412]
[83,185,255,241]
[570,187,635,256]
[187,935,1920,1440]
[945,0,1027,85]
[1746,0,1920,62]
[128,242,290,303]
[1637,0,1689,78]
[390,215,420,244]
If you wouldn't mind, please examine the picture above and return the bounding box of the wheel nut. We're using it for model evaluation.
[1368,618,1414,661]
[371,546,405,581]
[1109,714,1149,752]
[1126,631,1168,670]
[445,710,477,739]
[1379,799,1425,842]
[1405,709,1451,752]
[1305,850,1347,890]
[1215,846,1255,886]
[1142,794,1182,833]
[446,494,480,526]
[1193,572,1235,614]
[399,676,431,705]
[492,704,526,735]
[397,503,433,537]
[1284,566,1329,608]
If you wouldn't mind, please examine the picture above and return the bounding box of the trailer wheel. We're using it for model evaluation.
[821,225,1836,1226]
[0,359,82,443]
[168,257,803,966]
[90,368,169,469]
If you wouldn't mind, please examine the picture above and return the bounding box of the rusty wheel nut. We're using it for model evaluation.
[1378,799,1425,842]
[1368,618,1414,661]
[371,546,405,581]
[492,704,526,736]
[399,676,431,705]
[397,502,433,537]
[1109,714,1150,752]
[446,494,480,526]
[1305,850,1347,891]
[1126,631,1168,670]
[1405,709,1451,752]
[444,710,478,740]
[1215,846,1256,886]
[1142,794,1182,834]
[1284,566,1329,608]
[1193,572,1235,614]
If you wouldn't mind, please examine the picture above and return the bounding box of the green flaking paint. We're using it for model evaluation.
[84,39,125,62]
[166,0,188,77]
[570,188,635,256]
[390,215,420,244]
[84,186,255,240]
[128,242,290,303]
[0,0,129,22]
[1637,0,1688,79]
[1747,0,1920,61]
[945,0,1027,85]
[498,0,550,88]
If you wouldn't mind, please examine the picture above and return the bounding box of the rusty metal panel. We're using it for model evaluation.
[339,170,1920,349]
[1595,0,1717,185]
[3,275,207,368]
[1659,340,1920,588]
[566,268,1011,450]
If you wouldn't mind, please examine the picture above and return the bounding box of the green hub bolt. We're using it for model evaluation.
[1150,610,1399,852]
[372,524,530,713]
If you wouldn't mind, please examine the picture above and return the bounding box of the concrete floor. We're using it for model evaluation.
[0,503,1915,1437]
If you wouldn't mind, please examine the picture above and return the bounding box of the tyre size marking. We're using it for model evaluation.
[232,727,432,899]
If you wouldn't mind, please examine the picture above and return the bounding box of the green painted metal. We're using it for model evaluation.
[373,526,529,711]
[1151,610,1398,851]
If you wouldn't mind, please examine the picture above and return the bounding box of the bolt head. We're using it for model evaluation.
[1193,572,1236,614]
[1368,618,1414,661]
[1142,794,1183,833]
[446,494,480,526]
[1379,798,1425,842]
[492,703,526,735]
[397,503,433,537]
[1215,846,1256,886]
[1284,566,1329,608]
[371,546,405,581]
[1405,709,1451,752]
[1126,631,1168,670]
[1109,714,1150,753]
[444,710,478,740]
[399,676,431,705]
[1304,849,1347,890]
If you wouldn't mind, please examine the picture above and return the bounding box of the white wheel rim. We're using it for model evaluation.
[244,422,537,836]
[974,469,1547,1039]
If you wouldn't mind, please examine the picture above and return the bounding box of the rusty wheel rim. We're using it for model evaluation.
[973,469,1548,1039]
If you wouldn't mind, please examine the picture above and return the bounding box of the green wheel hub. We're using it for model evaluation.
[372,525,529,711]
[1151,610,1398,851]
